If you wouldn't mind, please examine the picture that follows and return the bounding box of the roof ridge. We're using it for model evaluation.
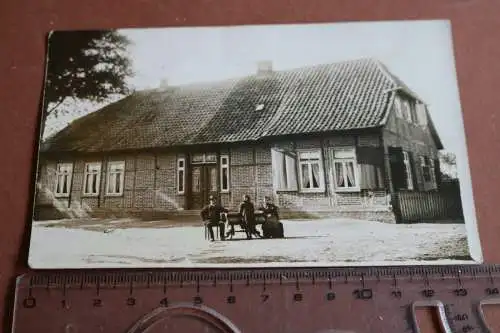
[373,59,426,103]
[42,57,408,152]
[371,58,400,88]
[131,57,385,94]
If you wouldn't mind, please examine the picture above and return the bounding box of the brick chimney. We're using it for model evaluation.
[256,61,273,76]
[159,78,169,89]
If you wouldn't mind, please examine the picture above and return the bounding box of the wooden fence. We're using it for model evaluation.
[392,187,464,223]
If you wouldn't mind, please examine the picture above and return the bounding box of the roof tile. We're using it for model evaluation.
[42,58,407,153]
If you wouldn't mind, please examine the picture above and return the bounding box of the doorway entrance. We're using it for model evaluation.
[190,153,218,209]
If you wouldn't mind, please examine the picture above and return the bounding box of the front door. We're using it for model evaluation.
[191,164,218,209]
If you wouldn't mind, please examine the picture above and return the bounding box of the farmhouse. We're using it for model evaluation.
[34,58,446,223]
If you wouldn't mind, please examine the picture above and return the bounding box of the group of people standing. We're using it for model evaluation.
[200,194,280,241]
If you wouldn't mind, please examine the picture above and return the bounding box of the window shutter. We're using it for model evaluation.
[271,149,282,189]
[360,164,368,190]
[402,153,410,189]
[271,149,298,190]
[408,152,418,191]
[434,158,441,188]
[422,157,431,182]
[360,164,377,190]
[285,153,298,190]
[356,146,383,165]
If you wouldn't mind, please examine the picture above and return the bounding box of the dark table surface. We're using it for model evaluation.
[1,0,500,332]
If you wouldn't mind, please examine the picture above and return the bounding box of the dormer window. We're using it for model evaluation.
[394,97,403,118]
[415,103,428,126]
[255,104,264,111]
[402,100,412,123]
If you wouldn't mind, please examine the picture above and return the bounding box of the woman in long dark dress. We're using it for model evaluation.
[260,196,284,238]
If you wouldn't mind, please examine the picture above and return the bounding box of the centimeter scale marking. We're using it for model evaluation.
[12,264,500,333]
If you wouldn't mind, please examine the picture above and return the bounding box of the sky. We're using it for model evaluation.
[44,20,467,159]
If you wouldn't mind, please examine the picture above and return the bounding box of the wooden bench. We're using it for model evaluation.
[223,211,266,239]
[204,211,284,240]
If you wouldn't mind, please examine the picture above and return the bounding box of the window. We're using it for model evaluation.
[210,167,217,192]
[402,100,413,122]
[177,158,185,194]
[271,148,298,191]
[429,158,436,186]
[220,155,230,192]
[191,153,216,164]
[402,152,414,190]
[299,150,324,191]
[416,103,428,126]
[205,153,217,163]
[191,154,204,164]
[83,162,101,196]
[420,156,432,182]
[106,161,125,196]
[333,147,359,191]
[54,163,73,197]
[394,97,403,118]
[192,167,200,192]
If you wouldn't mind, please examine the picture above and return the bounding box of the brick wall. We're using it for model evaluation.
[133,154,155,209]
[34,152,183,220]
[34,137,393,222]
[268,135,391,215]
[227,145,274,210]
[254,145,274,207]
[155,153,179,210]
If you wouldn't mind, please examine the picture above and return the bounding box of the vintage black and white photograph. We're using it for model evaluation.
[28,20,483,268]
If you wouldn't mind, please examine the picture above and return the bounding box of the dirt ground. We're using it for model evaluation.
[29,217,473,268]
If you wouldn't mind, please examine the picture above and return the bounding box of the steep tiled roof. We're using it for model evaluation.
[41,58,421,153]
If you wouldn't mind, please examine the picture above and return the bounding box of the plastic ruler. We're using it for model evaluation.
[10,264,500,332]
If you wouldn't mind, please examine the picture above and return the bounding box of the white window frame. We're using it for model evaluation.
[429,158,436,187]
[420,156,426,180]
[298,149,325,193]
[220,155,230,192]
[106,161,125,196]
[82,162,102,196]
[402,151,414,190]
[416,103,428,126]
[191,153,216,164]
[271,148,298,191]
[54,162,73,198]
[394,96,403,118]
[177,157,186,194]
[420,156,432,183]
[332,147,360,192]
[403,100,413,123]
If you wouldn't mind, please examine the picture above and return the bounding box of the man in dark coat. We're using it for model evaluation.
[200,195,228,241]
[260,196,284,238]
[239,195,259,239]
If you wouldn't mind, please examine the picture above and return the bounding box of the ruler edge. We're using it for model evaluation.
[11,266,500,333]
[11,274,28,333]
[14,263,500,285]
